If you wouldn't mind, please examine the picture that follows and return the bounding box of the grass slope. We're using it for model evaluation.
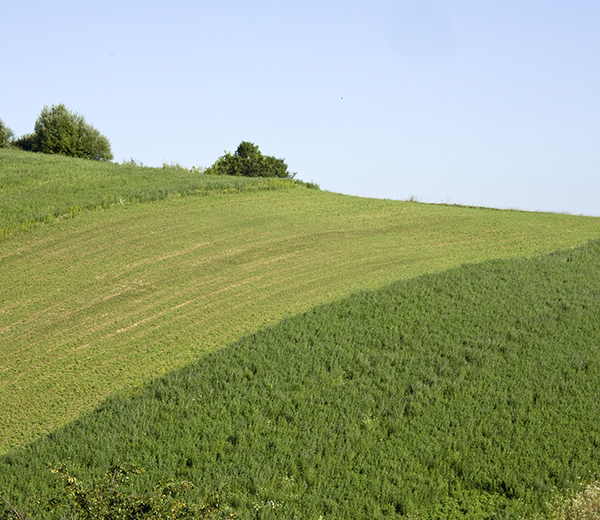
[2,186,600,453]
[2,239,600,519]
[0,148,298,239]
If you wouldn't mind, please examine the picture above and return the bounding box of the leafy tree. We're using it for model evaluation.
[0,118,14,148]
[31,104,113,161]
[206,141,294,178]
[74,117,113,161]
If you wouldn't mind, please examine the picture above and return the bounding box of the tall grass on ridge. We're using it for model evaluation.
[2,239,600,519]
[0,148,301,239]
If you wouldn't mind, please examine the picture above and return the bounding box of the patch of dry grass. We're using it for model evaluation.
[528,481,600,520]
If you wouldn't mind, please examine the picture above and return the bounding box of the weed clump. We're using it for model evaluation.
[1,465,235,520]
[530,480,600,520]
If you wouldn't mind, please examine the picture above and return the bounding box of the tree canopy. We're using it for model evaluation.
[205,141,294,178]
[10,104,114,161]
[0,118,14,148]
[33,104,113,161]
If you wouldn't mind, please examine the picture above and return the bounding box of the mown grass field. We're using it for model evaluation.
[2,239,600,519]
[3,179,600,454]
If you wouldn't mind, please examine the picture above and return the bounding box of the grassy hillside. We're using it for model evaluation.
[0,148,299,239]
[2,182,600,453]
[2,239,600,519]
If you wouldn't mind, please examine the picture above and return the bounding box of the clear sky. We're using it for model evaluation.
[2,0,599,215]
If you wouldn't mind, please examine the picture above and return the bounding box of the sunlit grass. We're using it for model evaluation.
[0,148,299,239]
[3,149,600,518]
[2,239,600,519]
[2,183,600,453]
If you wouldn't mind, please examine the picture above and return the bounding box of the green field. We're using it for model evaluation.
[3,185,600,453]
[2,149,600,518]
[2,239,600,519]
[0,148,299,239]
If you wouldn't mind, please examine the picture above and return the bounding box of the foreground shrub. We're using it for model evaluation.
[1,464,235,519]
[205,141,294,178]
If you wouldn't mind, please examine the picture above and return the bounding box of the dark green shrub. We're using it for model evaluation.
[294,179,320,190]
[206,141,295,178]
[33,104,77,156]
[0,465,235,519]
[75,118,113,161]
[11,133,36,152]
[32,104,113,161]
[45,464,231,520]
[0,118,14,148]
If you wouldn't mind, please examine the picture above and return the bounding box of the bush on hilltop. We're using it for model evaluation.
[12,104,113,161]
[34,104,113,161]
[205,141,295,178]
[11,133,36,152]
[0,118,14,148]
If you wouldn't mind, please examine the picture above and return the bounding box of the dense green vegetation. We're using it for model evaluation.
[6,104,113,161]
[0,148,300,239]
[3,149,600,518]
[30,104,113,161]
[6,464,232,519]
[2,239,600,519]
[0,119,13,148]
[205,141,295,178]
[2,176,599,453]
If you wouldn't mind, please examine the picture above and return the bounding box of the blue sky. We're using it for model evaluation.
[2,0,599,215]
